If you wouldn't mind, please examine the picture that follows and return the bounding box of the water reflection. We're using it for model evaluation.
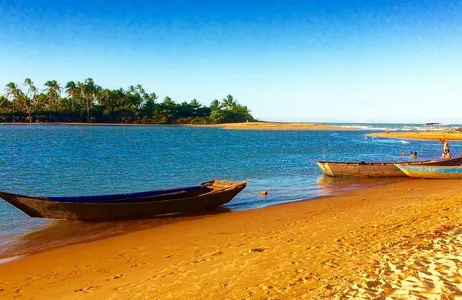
[317,175,406,196]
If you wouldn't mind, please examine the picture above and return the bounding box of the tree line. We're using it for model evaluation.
[0,78,255,124]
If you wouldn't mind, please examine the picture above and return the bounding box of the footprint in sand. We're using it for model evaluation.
[211,251,224,256]
[107,274,126,281]
[74,286,101,293]
[248,248,265,253]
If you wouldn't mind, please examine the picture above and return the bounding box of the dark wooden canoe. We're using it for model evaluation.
[0,180,249,221]
[316,157,462,177]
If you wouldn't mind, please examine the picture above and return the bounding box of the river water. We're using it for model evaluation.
[0,124,460,257]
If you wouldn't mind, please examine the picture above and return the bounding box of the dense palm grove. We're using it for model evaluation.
[0,78,254,124]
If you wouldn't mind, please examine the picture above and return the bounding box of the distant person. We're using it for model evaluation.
[441,140,451,159]
[414,152,418,158]
[386,128,390,133]
[410,151,416,158]
[400,151,405,156]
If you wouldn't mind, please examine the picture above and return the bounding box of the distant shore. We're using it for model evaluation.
[212,122,356,131]
[1,179,461,298]
[1,121,357,131]
[368,131,462,141]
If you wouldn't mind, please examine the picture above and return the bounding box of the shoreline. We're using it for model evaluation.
[368,131,462,141]
[1,121,357,131]
[0,177,403,261]
[1,179,461,298]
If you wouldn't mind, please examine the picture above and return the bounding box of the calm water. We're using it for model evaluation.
[1,124,461,257]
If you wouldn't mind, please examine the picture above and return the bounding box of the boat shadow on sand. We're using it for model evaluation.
[0,207,231,259]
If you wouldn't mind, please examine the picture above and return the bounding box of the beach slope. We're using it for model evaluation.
[1,179,461,299]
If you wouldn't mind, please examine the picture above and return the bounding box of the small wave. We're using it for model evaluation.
[339,125,403,131]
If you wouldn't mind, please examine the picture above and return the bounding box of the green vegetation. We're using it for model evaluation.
[0,78,254,124]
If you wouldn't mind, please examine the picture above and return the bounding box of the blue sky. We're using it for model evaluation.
[1,0,462,123]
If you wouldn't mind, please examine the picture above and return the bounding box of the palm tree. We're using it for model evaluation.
[65,81,80,113]
[222,94,237,110]
[135,84,145,95]
[127,85,136,95]
[98,88,111,108]
[23,78,36,122]
[4,82,22,119]
[190,98,201,109]
[44,80,62,114]
[210,99,221,110]
[149,92,158,102]
[0,95,9,111]
[81,78,99,120]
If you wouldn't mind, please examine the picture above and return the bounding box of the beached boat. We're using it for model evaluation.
[316,157,462,177]
[395,165,462,179]
[0,180,248,221]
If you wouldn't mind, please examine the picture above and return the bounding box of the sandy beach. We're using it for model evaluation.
[1,179,461,299]
[369,131,462,141]
[1,121,356,131]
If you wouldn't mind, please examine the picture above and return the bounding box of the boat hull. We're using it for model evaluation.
[0,181,248,221]
[316,157,462,177]
[316,161,403,177]
[395,165,462,179]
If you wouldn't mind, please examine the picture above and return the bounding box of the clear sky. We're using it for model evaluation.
[1,0,461,123]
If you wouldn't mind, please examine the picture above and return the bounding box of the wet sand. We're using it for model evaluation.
[0,209,230,259]
[1,179,462,299]
[369,131,462,141]
[0,177,401,260]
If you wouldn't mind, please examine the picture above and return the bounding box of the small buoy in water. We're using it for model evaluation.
[260,190,268,196]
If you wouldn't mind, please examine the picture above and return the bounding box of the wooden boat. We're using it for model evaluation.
[395,165,462,179]
[0,180,249,221]
[316,157,462,177]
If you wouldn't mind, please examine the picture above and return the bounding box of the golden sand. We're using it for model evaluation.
[216,122,355,131]
[1,179,462,299]
[369,131,462,141]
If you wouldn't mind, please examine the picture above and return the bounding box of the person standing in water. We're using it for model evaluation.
[440,139,452,158]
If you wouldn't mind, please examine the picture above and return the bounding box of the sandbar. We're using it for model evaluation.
[208,122,356,131]
[368,131,462,141]
[1,179,461,299]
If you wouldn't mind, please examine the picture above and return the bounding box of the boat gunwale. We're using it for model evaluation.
[317,157,462,166]
[0,181,249,204]
[394,164,462,171]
